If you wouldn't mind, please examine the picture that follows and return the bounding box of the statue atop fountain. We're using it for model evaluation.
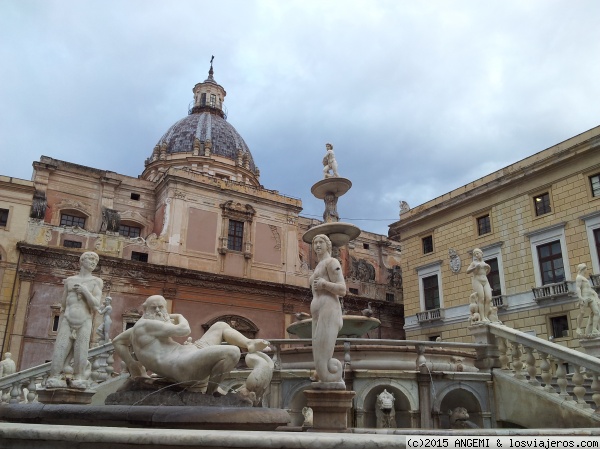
[302,143,358,432]
[322,143,339,178]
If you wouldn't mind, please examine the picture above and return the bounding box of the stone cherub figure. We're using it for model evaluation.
[96,296,113,343]
[309,234,346,387]
[322,143,339,178]
[575,263,600,338]
[113,295,273,405]
[47,251,103,389]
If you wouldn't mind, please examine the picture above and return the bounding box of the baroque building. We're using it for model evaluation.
[389,125,600,354]
[0,64,404,369]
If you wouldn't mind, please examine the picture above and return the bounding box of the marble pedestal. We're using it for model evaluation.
[37,388,95,404]
[304,389,355,432]
[579,337,600,357]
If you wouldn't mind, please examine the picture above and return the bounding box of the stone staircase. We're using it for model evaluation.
[474,323,600,428]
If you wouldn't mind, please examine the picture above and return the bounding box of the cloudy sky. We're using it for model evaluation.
[2,1,600,235]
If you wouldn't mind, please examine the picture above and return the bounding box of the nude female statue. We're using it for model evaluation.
[466,248,492,323]
[96,296,113,343]
[309,234,346,386]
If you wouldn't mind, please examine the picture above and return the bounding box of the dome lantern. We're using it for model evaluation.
[141,57,260,186]
[191,56,226,118]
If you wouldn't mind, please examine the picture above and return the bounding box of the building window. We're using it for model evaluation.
[349,288,359,295]
[534,193,551,216]
[422,235,433,254]
[595,229,600,267]
[428,335,440,342]
[477,215,491,235]
[119,224,141,238]
[537,240,565,284]
[227,220,244,251]
[0,208,8,227]
[590,174,600,198]
[131,251,148,262]
[52,315,60,332]
[200,93,206,106]
[130,193,140,201]
[549,315,569,339]
[423,275,440,310]
[486,258,502,296]
[210,94,216,107]
[363,243,370,250]
[63,240,82,249]
[60,213,86,228]
[386,293,395,302]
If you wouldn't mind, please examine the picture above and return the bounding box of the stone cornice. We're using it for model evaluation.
[16,242,309,300]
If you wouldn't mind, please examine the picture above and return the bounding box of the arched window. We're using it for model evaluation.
[60,209,88,228]
[202,315,259,339]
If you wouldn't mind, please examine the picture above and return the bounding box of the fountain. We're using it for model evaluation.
[286,315,380,339]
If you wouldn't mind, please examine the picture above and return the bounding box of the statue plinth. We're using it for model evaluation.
[304,389,355,432]
[37,388,95,404]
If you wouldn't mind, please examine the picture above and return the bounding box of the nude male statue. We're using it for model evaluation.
[47,251,103,389]
[322,143,339,178]
[575,263,600,338]
[113,295,270,396]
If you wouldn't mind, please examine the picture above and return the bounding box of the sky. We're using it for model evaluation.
[1,1,600,236]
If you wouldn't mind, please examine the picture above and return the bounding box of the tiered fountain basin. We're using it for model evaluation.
[303,177,360,247]
[286,315,381,338]
[275,340,479,373]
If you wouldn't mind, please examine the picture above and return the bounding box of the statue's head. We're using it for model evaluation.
[472,248,483,260]
[141,295,169,322]
[326,143,333,151]
[80,251,99,270]
[312,234,332,255]
[577,263,588,274]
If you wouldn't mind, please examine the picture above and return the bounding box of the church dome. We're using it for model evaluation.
[154,112,257,172]
[142,60,260,185]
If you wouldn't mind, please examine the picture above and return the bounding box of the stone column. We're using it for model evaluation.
[409,410,420,429]
[269,370,282,409]
[417,372,432,429]
[304,389,356,432]
[5,270,35,366]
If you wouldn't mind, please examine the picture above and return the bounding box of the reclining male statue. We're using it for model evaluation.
[113,295,272,403]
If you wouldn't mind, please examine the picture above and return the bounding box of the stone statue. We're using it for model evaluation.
[302,406,313,427]
[323,193,339,223]
[113,295,272,401]
[47,252,103,389]
[449,406,479,429]
[0,352,16,378]
[309,234,346,386]
[575,263,600,338]
[322,143,339,178]
[466,248,493,323]
[376,389,396,428]
[96,296,113,343]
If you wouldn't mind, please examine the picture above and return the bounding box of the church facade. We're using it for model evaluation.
[0,65,404,370]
